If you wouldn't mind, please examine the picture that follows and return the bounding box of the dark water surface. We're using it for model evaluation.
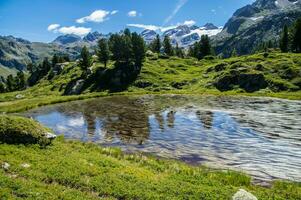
[23,95,301,182]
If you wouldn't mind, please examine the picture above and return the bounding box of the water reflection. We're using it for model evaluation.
[196,110,214,129]
[24,95,301,182]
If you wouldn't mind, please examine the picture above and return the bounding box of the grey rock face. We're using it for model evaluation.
[213,0,301,56]
[53,34,81,45]
[83,32,102,43]
[64,79,85,95]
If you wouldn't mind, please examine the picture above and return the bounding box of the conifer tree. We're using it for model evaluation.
[131,32,146,68]
[52,54,59,67]
[175,43,184,58]
[0,82,5,93]
[199,35,211,59]
[97,38,110,67]
[109,33,132,64]
[163,35,173,56]
[151,34,161,53]
[16,71,26,90]
[6,75,16,92]
[80,46,92,70]
[280,25,289,53]
[292,18,301,53]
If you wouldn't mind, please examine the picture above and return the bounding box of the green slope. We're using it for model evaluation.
[0,52,301,113]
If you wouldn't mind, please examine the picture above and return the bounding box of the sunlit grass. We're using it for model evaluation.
[0,137,300,199]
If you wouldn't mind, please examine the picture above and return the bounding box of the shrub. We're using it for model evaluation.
[267,78,299,92]
[204,55,215,60]
[292,77,301,89]
[0,115,55,146]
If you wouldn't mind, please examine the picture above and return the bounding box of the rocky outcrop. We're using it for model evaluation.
[214,73,268,92]
[64,79,85,95]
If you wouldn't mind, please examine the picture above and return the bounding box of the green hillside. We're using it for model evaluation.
[0,51,301,113]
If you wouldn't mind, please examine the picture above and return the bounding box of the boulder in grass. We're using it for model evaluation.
[232,189,257,200]
[0,115,56,146]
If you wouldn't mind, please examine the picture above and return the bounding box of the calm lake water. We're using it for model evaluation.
[24,95,301,183]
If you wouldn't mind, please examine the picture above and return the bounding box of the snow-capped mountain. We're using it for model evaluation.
[52,31,110,46]
[140,29,157,44]
[140,23,222,48]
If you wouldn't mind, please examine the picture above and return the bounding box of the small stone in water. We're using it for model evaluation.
[232,189,257,200]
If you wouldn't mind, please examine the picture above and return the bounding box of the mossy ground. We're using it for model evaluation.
[0,115,52,145]
[0,137,300,199]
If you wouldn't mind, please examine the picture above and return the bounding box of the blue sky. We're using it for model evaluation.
[0,0,253,42]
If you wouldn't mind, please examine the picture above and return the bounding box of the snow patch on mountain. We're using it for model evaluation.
[275,0,300,8]
[141,23,222,48]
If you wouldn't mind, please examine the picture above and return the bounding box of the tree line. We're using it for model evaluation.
[280,18,301,53]
[0,72,26,93]
[0,54,69,93]
[148,34,213,60]
[80,28,146,74]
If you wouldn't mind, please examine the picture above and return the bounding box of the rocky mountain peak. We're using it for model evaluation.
[83,31,102,43]
[52,34,81,45]
[202,23,219,30]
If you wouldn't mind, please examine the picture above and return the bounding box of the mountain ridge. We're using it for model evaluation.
[213,0,301,56]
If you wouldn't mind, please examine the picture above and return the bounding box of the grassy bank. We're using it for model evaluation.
[1,137,300,199]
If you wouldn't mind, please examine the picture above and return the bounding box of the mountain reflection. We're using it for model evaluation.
[25,95,301,182]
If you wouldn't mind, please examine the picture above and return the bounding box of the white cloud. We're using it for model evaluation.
[127,20,196,32]
[47,24,60,31]
[164,0,188,25]
[76,10,110,23]
[128,10,137,17]
[183,20,196,26]
[127,24,160,31]
[127,24,176,32]
[111,10,118,15]
[57,26,91,36]
[160,25,177,32]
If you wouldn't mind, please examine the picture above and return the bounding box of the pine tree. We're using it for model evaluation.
[41,57,51,76]
[124,28,131,37]
[97,38,110,68]
[188,42,200,59]
[151,34,161,53]
[52,54,59,67]
[131,32,146,68]
[27,63,37,74]
[280,25,289,53]
[0,82,5,93]
[163,35,173,56]
[199,35,211,59]
[6,75,16,92]
[16,71,26,90]
[80,46,92,70]
[292,18,301,53]
[175,43,184,58]
[109,33,132,64]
